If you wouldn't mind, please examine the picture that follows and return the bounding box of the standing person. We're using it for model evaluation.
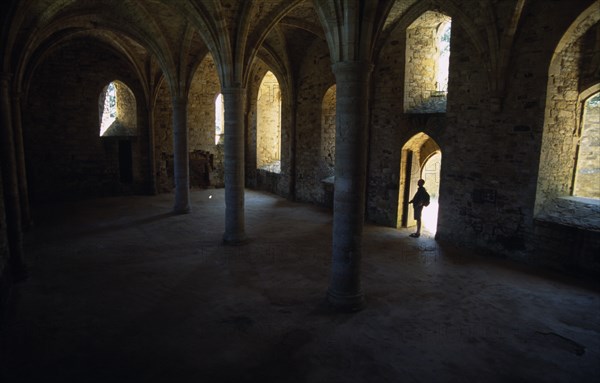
[408,179,430,238]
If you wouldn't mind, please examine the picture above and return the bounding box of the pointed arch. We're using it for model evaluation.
[99,80,137,137]
[536,4,600,212]
[398,132,441,233]
[256,70,281,173]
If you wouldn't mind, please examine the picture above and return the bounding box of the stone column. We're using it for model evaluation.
[0,73,27,280]
[222,86,246,244]
[148,103,158,195]
[172,96,190,213]
[12,92,32,229]
[327,61,372,311]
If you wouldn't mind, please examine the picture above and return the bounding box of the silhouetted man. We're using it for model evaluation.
[408,179,429,238]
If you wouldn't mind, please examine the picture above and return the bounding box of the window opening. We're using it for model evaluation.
[436,22,451,94]
[98,81,137,137]
[100,82,117,135]
[573,92,600,199]
[404,12,452,113]
[215,93,224,145]
[256,71,281,173]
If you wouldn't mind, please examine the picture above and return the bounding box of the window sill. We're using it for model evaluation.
[535,196,600,231]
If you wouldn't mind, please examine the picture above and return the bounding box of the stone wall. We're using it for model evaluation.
[533,197,600,275]
[436,0,596,263]
[23,38,150,203]
[294,38,335,205]
[535,28,582,211]
[320,85,336,177]
[188,54,224,187]
[153,53,224,192]
[153,80,174,193]
[367,7,448,227]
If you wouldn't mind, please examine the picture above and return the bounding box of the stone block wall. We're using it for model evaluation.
[23,39,150,203]
[154,53,224,192]
[436,0,596,264]
[188,55,224,187]
[294,38,335,205]
[153,82,174,193]
[365,0,597,275]
[320,85,336,177]
[533,197,600,275]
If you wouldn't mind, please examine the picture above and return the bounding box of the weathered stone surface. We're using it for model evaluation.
[23,40,149,202]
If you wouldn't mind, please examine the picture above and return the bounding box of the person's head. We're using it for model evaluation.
[417,179,425,187]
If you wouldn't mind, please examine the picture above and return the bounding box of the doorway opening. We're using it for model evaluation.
[398,133,441,235]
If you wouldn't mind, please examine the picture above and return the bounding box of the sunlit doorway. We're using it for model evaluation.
[397,133,442,235]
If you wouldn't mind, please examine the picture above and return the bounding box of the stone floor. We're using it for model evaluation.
[1,189,599,383]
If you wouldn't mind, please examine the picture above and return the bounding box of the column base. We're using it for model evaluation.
[326,288,365,312]
[173,205,191,214]
[222,232,248,245]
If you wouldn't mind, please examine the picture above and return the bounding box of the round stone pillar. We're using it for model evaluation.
[147,103,158,195]
[327,61,373,311]
[12,91,32,229]
[222,86,246,244]
[172,96,191,213]
[0,73,27,280]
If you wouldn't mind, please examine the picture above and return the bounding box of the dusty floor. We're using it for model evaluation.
[1,189,599,383]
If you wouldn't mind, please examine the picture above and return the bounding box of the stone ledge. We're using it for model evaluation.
[535,196,600,231]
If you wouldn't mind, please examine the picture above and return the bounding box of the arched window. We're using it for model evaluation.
[536,8,599,211]
[436,21,451,94]
[98,80,137,137]
[215,93,224,145]
[100,82,117,135]
[256,71,281,173]
[573,91,600,199]
[321,85,336,177]
[404,12,452,113]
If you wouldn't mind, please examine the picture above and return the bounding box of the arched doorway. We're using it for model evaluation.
[397,133,442,235]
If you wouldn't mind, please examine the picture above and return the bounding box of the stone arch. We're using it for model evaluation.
[536,4,600,212]
[397,132,441,232]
